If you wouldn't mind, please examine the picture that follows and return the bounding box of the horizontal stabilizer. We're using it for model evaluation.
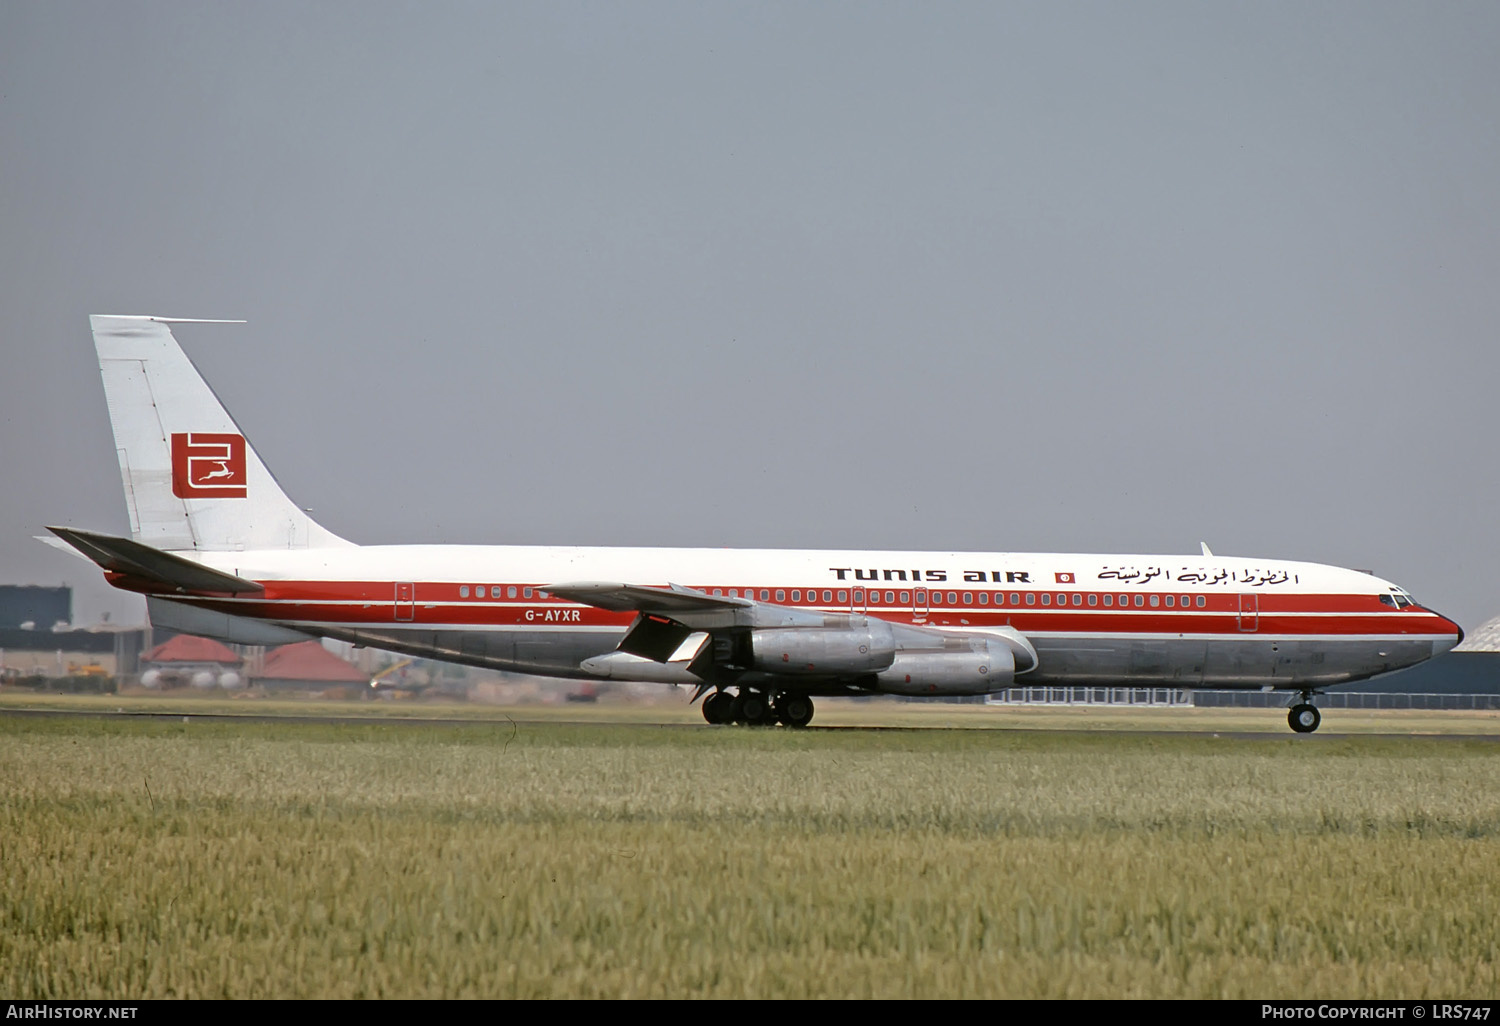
[46,526,263,595]
[35,534,95,562]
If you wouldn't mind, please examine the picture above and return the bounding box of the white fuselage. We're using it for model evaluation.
[134,542,1462,691]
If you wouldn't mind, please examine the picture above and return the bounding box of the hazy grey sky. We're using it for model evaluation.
[2,2,1498,629]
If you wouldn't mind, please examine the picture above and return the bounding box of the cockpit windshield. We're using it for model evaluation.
[1380,589,1417,609]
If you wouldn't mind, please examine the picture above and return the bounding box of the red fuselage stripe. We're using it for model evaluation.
[171,580,1458,638]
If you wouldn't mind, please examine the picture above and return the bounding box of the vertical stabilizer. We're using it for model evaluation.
[90,315,352,552]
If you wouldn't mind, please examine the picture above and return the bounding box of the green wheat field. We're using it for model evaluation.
[2,704,1498,998]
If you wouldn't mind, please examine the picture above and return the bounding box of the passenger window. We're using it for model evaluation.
[459,586,469,598]
[822,590,833,603]
[837,590,848,603]
[1087,594,1097,606]
[1196,596,1205,608]
[713,589,723,596]
[1071,593,1082,606]
[1104,594,1113,606]
[523,587,533,599]
[854,590,864,603]
[1119,595,1129,606]
[947,592,957,604]
[1165,595,1175,608]
[900,591,910,603]
[507,586,517,599]
[1150,595,1160,607]
[1180,595,1189,606]
[776,590,786,602]
[963,592,973,605]
[1134,595,1145,607]
[1056,594,1065,604]
[1010,593,1021,605]
[760,590,770,601]
[791,590,801,602]
[886,591,896,603]
[979,592,989,605]
[1041,594,1051,606]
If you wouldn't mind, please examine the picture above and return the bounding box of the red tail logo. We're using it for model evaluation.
[171,433,247,498]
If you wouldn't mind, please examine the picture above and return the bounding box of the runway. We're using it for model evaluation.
[3,703,1497,742]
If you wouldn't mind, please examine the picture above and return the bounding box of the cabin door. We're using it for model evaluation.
[1237,593,1258,632]
[395,582,416,622]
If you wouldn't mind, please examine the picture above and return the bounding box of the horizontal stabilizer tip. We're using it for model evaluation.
[46,526,263,595]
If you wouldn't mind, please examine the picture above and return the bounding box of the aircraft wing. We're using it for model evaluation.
[543,582,751,614]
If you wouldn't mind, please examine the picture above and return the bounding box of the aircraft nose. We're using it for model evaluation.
[1432,610,1464,653]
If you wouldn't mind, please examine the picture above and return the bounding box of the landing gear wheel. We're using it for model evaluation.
[1288,703,1321,734]
[775,693,815,728]
[702,691,734,725]
[733,690,773,726]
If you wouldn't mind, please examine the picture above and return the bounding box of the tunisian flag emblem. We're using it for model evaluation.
[1054,572,1075,584]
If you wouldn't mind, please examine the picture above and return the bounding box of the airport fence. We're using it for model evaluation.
[986,687,1500,711]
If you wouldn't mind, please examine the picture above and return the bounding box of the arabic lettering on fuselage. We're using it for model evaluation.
[1098,567,1298,587]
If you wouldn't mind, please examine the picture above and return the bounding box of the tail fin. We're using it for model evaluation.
[90,315,352,552]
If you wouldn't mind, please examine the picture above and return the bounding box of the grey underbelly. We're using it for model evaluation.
[310,623,1439,690]
[1024,636,1438,688]
[319,625,626,679]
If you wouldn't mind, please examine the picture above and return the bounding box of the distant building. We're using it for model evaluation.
[1453,614,1500,655]
[0,624,146,680]
[140,634,244,689]
[0,585,71,630]
[1355,652,1500,694]
[254,640,368,692]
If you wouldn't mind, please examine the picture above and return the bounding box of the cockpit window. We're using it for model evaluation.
[1379,594,1397,608]
[1383,590,1416,609]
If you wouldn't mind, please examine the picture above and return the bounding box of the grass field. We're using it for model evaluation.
[5,687,1500,734]
[2,706,1498,998]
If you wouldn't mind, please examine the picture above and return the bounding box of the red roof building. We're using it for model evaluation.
[142,634,242,665]
[255,640,367,688]
[139,634,243,689]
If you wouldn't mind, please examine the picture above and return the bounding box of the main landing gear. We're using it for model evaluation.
[700,688,814,728]
[1288,692,1322,734]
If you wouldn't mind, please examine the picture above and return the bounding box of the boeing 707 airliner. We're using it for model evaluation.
[45,316,1463,732]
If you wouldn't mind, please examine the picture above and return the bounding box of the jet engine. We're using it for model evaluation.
[750,620,897,674]
[874,637,1015,696]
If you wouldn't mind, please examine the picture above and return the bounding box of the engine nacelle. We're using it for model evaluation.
[874,638,1015,696]
[751,621,897,674]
